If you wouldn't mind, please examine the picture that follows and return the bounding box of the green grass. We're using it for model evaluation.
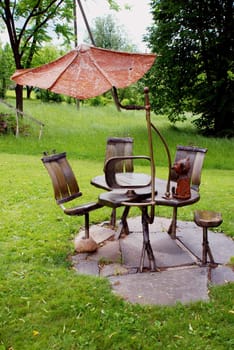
[0,97,233,349]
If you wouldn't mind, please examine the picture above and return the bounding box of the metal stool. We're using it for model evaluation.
[194,210,222,265]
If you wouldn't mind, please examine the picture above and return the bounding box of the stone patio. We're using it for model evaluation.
[72,216,234,305]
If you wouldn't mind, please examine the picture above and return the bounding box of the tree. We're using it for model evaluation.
[0,42,14,98]
[145,0,234,136]
[89,14,136,52]
[86,14,144,107]
[27,43,64,99]
[0,0,74,111]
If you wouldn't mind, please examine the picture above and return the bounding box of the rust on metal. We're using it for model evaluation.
[172,157,191,200]
[11,44,156,99]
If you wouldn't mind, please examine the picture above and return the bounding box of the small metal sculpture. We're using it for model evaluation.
[172,157,191,199]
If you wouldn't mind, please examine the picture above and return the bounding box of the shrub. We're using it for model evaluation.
[34,88,65,102]
[0,112,30,135]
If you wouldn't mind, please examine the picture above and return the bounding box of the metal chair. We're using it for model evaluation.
[167,145,207,238]
[104,137,134,227]
[41,152,102,238]
[100,155,156,271]
[104,137,134,172]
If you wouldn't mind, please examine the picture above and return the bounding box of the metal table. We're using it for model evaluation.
[91,174,200,237]
[91,173,200,272]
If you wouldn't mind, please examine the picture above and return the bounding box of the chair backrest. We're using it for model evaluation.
[171,145,207,191]
[41,152,82,204]
[104,137,134,173]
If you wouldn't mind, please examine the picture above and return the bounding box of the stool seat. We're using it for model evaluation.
[194,210,223,227]
[194,210,222,266]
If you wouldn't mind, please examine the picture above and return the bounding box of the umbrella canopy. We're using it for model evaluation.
[11,44,156,99]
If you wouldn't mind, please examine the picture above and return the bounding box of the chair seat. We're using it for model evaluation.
[64,202,102,216]
[194,210,223,228]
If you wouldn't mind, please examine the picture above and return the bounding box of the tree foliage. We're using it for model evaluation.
[88,14,136,52]
[145,0,234,136]
[0,0,74,110]
[84,13,144,107]
[0,42,14,98]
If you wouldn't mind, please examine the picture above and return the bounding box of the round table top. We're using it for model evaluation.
[91,173,200,208]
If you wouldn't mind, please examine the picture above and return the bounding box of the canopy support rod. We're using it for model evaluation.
[76,0,96,46]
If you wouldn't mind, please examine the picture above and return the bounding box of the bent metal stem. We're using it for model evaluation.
[113,86,172,222]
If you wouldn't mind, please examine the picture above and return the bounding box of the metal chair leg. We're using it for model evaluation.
[202,227,214,265]
[115,206,130,239]
[110,208,116,228]
[84,213,89,239]
[168,207,177,239]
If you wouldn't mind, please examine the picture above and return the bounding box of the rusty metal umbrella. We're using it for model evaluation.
[11,44,156,99]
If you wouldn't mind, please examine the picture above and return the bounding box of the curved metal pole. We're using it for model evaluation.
[144,87,155,223]
[150,122,172,197]
[113,86,172,203]
[112,86,145,110]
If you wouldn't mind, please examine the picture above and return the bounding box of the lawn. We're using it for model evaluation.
[0,96,233,349]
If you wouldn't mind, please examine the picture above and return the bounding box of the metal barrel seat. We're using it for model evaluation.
[42,152,102,239]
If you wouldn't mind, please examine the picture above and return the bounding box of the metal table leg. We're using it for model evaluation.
[115,206,130,239]
[139,206,158,272]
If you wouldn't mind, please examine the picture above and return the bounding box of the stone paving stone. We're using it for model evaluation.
[90,225,115,244]
[88,241,121,264]
[127,216,172,234]
[100,263,129,277]
[178,226,234,265]
[71,217,233,305]
[120,232,194,269]
[210,265,234,285]
[74,260,99,276]
[71,253,88,264]
[109,266,209,305]
[75,225,115,245]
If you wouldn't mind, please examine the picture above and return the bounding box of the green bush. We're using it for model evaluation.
[0,112,30,135]
[87,95,110,106]
[34,88,65,102]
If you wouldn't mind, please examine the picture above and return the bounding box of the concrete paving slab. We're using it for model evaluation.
[100,263,129,277]
[90,225,115,244]
[88,241,121,264]
[76,225,114,244]
[210,265,234,285]
[74,260,99,276]
[177,226,234,265]
[109,266,209,305]
[127,215,170,232]
[121,231,194,268]
[72,216,233,305]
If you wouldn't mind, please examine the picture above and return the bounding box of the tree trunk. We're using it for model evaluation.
[26,86,33,99]
[15,84,23,114]
[214,82,234,135]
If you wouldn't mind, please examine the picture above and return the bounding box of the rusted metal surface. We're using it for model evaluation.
[11,44,156,99]
[172,157,191,200]
[42,152,103,239]
[194,210,223,265]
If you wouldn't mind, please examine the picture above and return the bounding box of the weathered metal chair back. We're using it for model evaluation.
[104,137,134,173]
[171,145,207,191]
[42,152,81,204]
[41,152,102,239]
